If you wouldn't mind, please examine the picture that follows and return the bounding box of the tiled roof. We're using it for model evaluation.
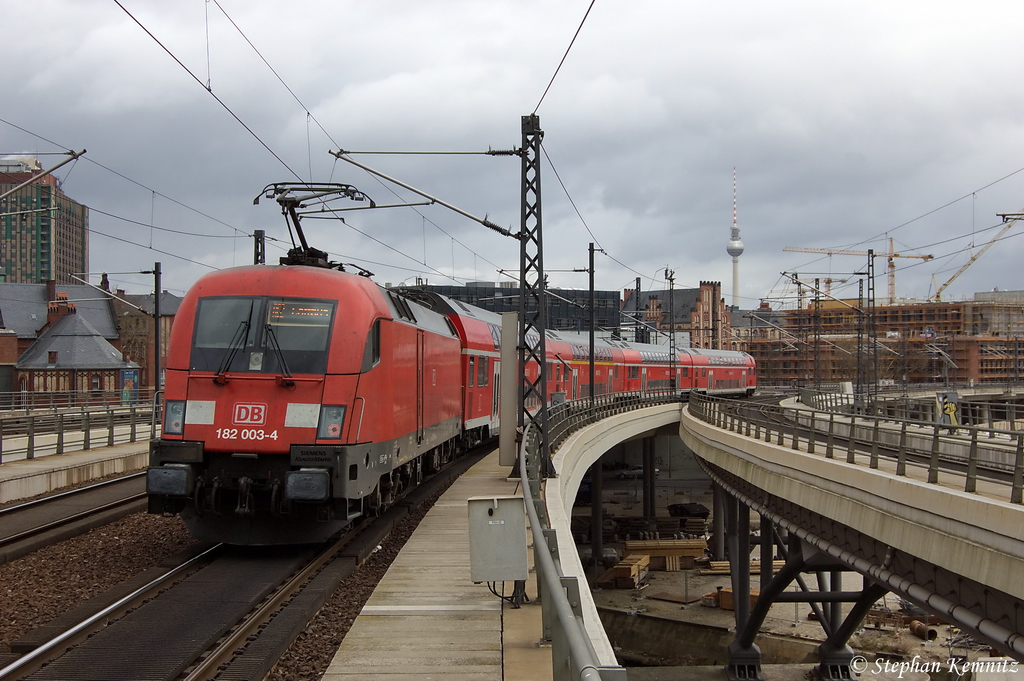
[0,283,118,339]
[17,314,137,370]
[123,291,183,316]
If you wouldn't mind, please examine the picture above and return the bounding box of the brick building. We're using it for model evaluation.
[734,291,1024,388]
[621,281,729,350]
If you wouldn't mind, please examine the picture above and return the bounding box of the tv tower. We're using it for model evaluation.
[726,167,744,309]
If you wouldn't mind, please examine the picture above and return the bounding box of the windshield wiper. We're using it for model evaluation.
[264,324,295,387]
[213,303,254,385]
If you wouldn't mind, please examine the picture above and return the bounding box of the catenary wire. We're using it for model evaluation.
[89,226,220,269]
[533,0,596,114]
[847,165,1024,248]
[0,117,249,238]
[205,1,511,281]
[114,0,303,183]
[88,207,243,238]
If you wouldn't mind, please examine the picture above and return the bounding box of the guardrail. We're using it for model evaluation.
[799,386,1024,428]
[0,394,162,464]
[0,389,159,412]
[689,392,1024,504]
[518,390,681,681]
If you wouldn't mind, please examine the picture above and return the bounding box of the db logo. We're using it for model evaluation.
[233,403,268,426]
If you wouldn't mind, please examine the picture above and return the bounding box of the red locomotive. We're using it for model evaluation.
[146,184,755,544]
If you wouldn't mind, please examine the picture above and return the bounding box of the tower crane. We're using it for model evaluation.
[783,238,933,304]
[929,218,1018,302]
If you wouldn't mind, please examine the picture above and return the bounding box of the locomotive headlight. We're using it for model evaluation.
[316,405,346,440]
[164,400,186,435]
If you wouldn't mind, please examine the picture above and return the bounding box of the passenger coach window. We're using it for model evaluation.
[468,356,475,388]
[478,357,488,387]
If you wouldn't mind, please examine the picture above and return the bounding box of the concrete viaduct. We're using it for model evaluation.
[542,395,1024,680]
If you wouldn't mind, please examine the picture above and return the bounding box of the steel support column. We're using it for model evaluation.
[759,515,774,590]
[726,490,759,681]
[712,482,726,560]
[643,436,656,519]
[517,114,554,477]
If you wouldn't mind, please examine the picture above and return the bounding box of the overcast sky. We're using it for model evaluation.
[4,0,1024,309]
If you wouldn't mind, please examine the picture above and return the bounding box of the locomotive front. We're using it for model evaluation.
[147,265,387,544]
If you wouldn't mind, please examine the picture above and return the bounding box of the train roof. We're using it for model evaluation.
[394,287,752,361]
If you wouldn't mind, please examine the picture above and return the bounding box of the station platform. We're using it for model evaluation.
[0,440,148,504]
[323,448,552,681]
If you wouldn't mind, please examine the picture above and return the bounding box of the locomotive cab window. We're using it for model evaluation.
[190,296,336,375]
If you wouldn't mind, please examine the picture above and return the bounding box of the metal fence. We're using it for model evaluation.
[0,395,161,464]
[689,392,1024,504]
[0,389,159,412]
[518,390,681,681]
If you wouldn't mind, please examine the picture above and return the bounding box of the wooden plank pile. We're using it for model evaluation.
[596,554,650,589]
[623,538,706,572]
[696,560,785,575]
[718,587,760,611]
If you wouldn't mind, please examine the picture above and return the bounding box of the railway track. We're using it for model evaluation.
[0,447,485,681]
[0,473,147,564]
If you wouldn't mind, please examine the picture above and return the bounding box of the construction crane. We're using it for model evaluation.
[784,238,934,304]
[929,218,1018,302]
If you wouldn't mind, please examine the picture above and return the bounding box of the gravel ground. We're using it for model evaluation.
[0,512,196,653]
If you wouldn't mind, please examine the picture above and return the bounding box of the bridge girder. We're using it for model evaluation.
[701,460,1024,678]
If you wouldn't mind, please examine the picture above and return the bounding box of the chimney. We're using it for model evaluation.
[46,291,75,325]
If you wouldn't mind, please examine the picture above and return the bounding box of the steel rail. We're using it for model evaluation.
[181,519,371,681]
[0,544,222,681]
[0,493,146,550]
[184,442,487,679]
[0,471,146,516]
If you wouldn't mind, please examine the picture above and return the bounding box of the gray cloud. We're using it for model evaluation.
[4,0,1024,307]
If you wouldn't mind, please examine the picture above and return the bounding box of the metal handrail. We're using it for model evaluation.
[0,404,155,464]
[518,389,682,681]
[0,389,158,412]
[690,392,1024,503]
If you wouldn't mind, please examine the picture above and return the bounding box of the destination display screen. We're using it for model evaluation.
[268,300,333,326]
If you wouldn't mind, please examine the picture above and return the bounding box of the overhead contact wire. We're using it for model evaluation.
[210,1,507,282]
[114,0,303,182]
[533,0,596,114]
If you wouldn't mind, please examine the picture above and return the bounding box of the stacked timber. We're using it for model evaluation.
[697,560,785,575]
[623,538,706,571]
[718,587,760,611]
[596,554,650,589]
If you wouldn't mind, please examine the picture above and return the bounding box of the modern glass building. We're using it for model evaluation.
[0,157,89,285]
